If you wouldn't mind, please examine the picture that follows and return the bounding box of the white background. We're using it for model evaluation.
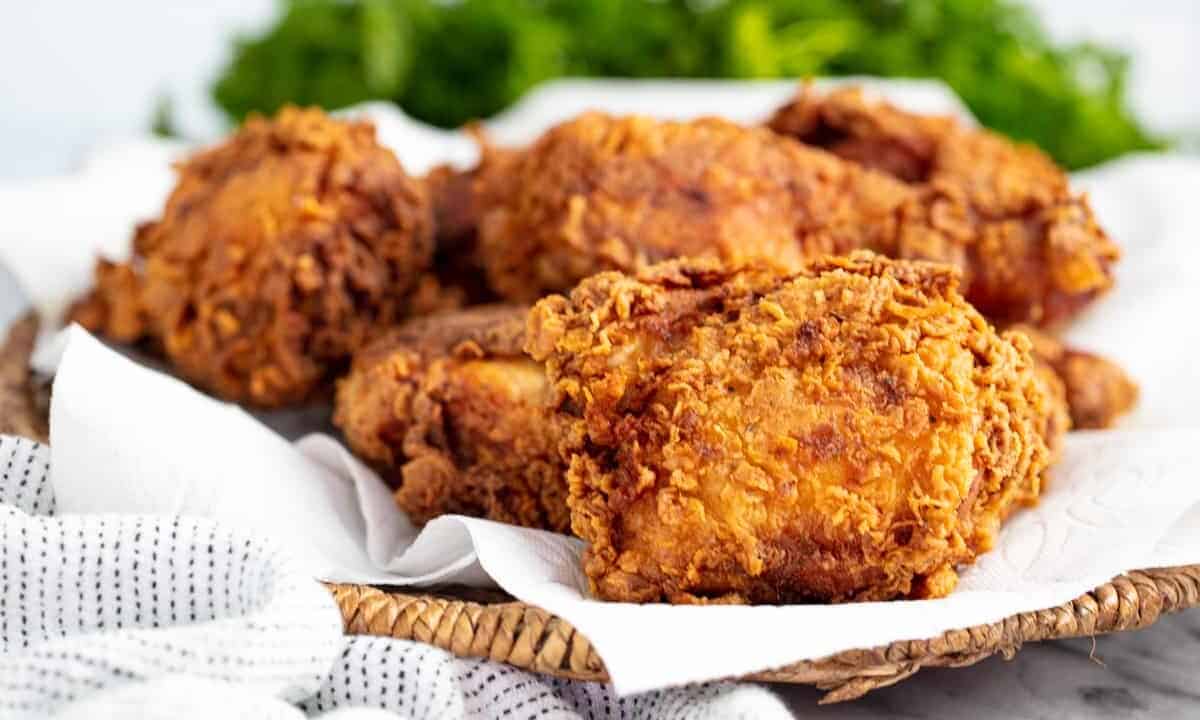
[0,0,1197,180]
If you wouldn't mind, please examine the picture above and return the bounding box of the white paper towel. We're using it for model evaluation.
[2,80,1199,694]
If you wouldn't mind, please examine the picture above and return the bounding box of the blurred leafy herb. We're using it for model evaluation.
[151,95,178,138]
[212,0,1164,168]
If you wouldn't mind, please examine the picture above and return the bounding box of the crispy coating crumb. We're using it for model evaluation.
[1011,324,1138,429]
[527,253,1061,604]
[471,112,907,302]
[768,86,1120,327]
[334,305,569,532]
[67,106,434,407]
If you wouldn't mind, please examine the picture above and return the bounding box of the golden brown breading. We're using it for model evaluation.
[1032,362,1070,465]
[67,106,434,407]
[463,107,1117,329]
[0,312,49,443]
[470,112,909,302]
[406,273,470,317]
[768,86,1119,327]
[422,129,520,306]
[1011,324,1138,429]
[526,253,1062,604]
[422,163,495,306]
[425,163,480,256]
[334,305,569,532]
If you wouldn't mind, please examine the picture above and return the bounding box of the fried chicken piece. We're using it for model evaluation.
[768,86,1119,326]
[425,163,480,256]
[67,106,434,407]
[1011,324,1138,429]
[769,87,1135,427]
[334,305,569,532]
[1033,362,1071,465]
[465,107,1116,329]
[422,163,495,306]
[470,112,909,302]
[422,127,520,306]
[526,253,1062,604]
[0,312,49,443]
[406,273,470,317]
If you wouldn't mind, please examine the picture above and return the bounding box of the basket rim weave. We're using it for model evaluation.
[328,564,1200,702]
[4,313,1196,703]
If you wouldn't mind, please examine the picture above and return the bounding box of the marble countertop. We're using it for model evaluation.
[774,608,1200,718]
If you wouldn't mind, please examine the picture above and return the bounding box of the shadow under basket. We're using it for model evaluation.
[6,314,1197,703]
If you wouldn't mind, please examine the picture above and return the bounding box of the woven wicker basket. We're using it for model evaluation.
[5,313,1197,703]
[327,567,1200,703]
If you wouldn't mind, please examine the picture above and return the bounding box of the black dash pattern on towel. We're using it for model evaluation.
[0,434,788,719]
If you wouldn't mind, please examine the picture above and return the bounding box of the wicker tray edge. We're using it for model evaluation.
[328,564,1200,702]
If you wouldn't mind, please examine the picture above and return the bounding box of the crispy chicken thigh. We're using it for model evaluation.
[768,86,1119,327]
[334,305,569,532]
[69,106,434,406]
[527,253,1063,604]
[469,112,909,302]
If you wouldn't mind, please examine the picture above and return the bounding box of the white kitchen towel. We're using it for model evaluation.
[0,434,789,719]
